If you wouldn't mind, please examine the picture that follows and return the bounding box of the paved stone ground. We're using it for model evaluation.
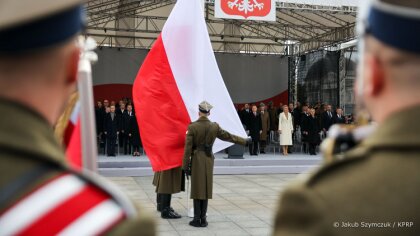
[107,174,304,236]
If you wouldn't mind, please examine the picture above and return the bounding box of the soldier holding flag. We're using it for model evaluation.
[182,101,251,227]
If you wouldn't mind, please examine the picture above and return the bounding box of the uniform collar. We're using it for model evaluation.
[198,116,210,122]
[362,105,420,149]
[0,98,65,165]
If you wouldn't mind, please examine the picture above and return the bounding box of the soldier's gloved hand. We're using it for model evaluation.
[246,137,252,145]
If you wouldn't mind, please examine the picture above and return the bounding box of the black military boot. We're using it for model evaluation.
[189,200,201,227]
[167,194,181,218]
[156,193,162,212]
[200,200,208,227]
[160,194,181,219]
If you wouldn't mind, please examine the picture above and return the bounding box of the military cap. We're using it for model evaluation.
[359,0,420,54]
[0,0,84,53]
[259,102,266,107]
[199,101,213,113]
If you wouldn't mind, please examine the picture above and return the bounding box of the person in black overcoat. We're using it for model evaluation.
[95,101,105,153]
[321,104,334,133]
[123,104,135,155]
[239,103,251,129]
[300,105,310,153]
[246,105,262,155]
[104,105,120,156]
[333,108,346,124]
[126,105,142,156]
[301,108,321,155]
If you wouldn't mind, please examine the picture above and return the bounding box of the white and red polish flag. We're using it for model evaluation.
[63,101,83,170]
[133,0,247,171]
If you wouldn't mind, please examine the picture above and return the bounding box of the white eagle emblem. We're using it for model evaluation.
[227,0,264,14]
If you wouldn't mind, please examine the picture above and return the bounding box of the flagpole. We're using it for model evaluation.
[77,37,98,173]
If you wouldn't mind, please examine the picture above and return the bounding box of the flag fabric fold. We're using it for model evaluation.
[64,101,82,170]
[133,0,247,172]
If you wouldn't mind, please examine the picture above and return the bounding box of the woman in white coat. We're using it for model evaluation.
[278,105,293,155]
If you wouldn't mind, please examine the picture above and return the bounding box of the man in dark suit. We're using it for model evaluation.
[333,107,346,124]
[247,105,262,155]
[292,102,301,129]
[116,102,127,116]
[321,104,334,136]
[116,103,128,154]
[300,105,310,153]
[301,108,321,155]
[95,101,106,154]
[239,103,251,129]
[123,104,135,155]
[104,105,120,156]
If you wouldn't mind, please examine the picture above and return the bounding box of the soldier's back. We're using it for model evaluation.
[273,108,420,236]
[188,117,218,144]
[0,100,155,235]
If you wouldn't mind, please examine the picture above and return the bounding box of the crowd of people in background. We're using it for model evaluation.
[238,101,354,156]
[94,98,353,157]
[95,98,142,157]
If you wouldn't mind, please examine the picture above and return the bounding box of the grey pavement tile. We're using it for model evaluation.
[207,200,230,206]
[158,232,180,236]
[235,220,269,228]
[213,229,251,236]
[157,223,176,232]
[106,174,298,236]
[244,227,271,236]
[176,229,213,236]
[169,219,200,231]
[205,215,230,222]
[206,221,240,230]
[225,214,261,222]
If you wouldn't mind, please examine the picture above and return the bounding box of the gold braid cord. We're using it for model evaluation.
[54,92,79,146]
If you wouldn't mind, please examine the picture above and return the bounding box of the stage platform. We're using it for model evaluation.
[98,152,322,177]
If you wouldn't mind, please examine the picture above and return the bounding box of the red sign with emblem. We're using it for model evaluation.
[215,0,275,21]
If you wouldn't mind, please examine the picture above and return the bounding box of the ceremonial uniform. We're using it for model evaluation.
[0,100,155,235]
[182,101,249,227]
[273,108,420,236]
[152,168,185,219]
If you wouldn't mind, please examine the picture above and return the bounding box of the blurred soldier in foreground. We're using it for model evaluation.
[0,1,155,235]
[182,101,251,227]
[273,0,420,235]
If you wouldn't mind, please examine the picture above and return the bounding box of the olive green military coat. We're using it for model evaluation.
[260,111,270,141]
[152,167,185,194]
[0,99,155,236]
[272,107,420,236]
[182,116,246,200]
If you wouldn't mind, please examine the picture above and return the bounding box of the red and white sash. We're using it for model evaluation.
[0,174,125,235]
